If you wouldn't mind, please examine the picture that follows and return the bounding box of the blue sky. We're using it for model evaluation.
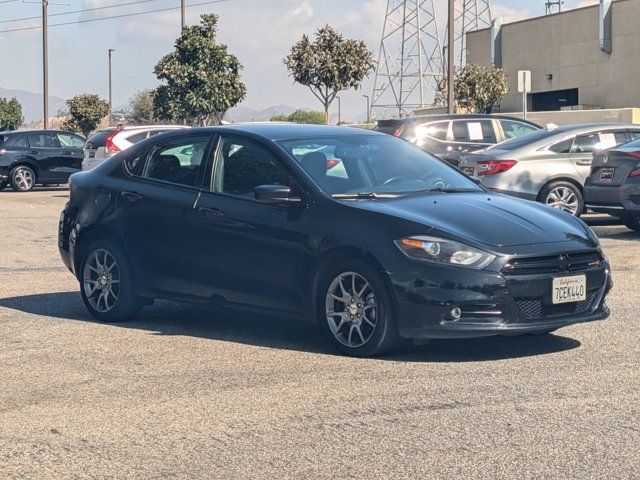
[0,0,595,119]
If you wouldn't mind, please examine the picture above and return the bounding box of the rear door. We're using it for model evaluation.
[570,130,629,181]
[26,132,62,182]
[56,132,85,179]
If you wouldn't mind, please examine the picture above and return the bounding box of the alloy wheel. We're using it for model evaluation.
[325,271,377,348]
[83,249,120,313]
[14,168,34,191]
[545,186,579,216]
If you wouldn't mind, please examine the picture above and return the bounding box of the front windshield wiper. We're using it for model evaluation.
[331,192,381,199]
[423,187,481,193]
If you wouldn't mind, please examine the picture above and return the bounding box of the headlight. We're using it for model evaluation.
[395,235,495,269]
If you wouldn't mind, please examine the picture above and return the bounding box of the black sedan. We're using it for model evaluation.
[58,124,611,357]
[0,130,85,191]
[585,138,640,231]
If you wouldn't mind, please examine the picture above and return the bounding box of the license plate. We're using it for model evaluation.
[552,275,587,304]
[599,167,615,182]
[463,167,475,175]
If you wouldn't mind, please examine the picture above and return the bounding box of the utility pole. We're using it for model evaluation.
[25,0,68,130]
[181,0,186,30]
[447,0,455,114]
[336,96,341,125]
[108,49,115,126]
[362,95,370,124]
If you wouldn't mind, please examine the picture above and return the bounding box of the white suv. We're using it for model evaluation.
[82,125,190,170]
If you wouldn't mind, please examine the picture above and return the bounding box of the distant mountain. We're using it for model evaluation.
[225,104,298,123]
[0,87,67,124]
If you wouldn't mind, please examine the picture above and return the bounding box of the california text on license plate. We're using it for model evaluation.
[552,275,587,304]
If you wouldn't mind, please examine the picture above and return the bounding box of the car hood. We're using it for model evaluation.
[346,192,594,248]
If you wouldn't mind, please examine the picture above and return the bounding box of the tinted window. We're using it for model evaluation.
[57,132,84,148]
[127,132,148,144]
[500,120,538,140]
[415,121,448,141]
[27,132,59,148]
[549,137,574,154]
[629,131,640,141]
[277,135,481,196]
[3,135,27,148]
[148,130,170,137]
[86,129,117,147]
[141,135,211,187]
[452,120,496,143]
[572,133,600,153]
[487,128,553,151]
[213,137,292,197]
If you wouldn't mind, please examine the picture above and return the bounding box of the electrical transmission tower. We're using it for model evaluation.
[451,0,492,67]
[545,0,564,15]
[370,0,444,119]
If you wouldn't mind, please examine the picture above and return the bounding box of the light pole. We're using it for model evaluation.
[181,0,186,30]
[336,96,341,125]
[362,95,370,124]
[447,0,455,114]
[108,49,115,126]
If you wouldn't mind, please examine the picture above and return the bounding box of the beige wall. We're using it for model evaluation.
[467,0,640,112]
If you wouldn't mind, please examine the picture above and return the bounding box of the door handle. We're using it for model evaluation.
[121,191,143,202]
[576,160,592,166]
[197,206,224,217]
[61,150,72,155]
[29,150,39,155]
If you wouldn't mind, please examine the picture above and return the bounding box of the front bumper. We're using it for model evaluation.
[390,253,612,339]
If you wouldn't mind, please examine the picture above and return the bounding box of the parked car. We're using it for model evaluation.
[0,129,85,191]
[459,123,640,217]
[82,125,189,171]
[59,124,611,357]
[585,138,640,231]
[373,114,541,166]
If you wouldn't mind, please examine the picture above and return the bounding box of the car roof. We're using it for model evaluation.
[377,114,541,127]
[182,123,382,141]
[0,129,73,135]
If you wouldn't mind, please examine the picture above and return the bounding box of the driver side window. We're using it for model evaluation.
[213,136,293,198]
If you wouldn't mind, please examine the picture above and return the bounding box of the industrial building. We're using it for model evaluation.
[466,0,640,113]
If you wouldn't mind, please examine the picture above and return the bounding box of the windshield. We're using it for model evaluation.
[485,128,554,151]
[277,134,482,196]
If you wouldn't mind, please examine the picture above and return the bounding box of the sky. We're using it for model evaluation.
[0,0,597,120]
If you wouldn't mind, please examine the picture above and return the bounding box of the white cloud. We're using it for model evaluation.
[492,4,532,23]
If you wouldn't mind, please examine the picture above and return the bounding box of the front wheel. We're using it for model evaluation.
[622,214,640,232]
[539,181,584,217]
[79,239,142,322]
[10,166,36,192]
[318,258,401,357]
[0,181,7,191]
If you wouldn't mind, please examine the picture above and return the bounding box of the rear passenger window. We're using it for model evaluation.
[127,132,148,144]
[4,135,27,148]
[140,135,211,187]
[549,137,574,153]
[27,133,59,148]
[500,120,538,139]
[415,121,448,141]
[452,120,496,144]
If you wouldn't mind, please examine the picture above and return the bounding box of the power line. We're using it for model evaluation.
[0,0,230,34]
[0,0,162,25]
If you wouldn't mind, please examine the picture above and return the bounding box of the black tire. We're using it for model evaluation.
[0,181,7,191]
[622,214,640,232]
[317,258,402,357]
[79,239,143,322]
[10,165,36,192]
[539,181,584,217]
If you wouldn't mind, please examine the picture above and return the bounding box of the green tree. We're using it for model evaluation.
[284,25,374,125]
[0,97,24,131]
[153,14,247,126]
[271,109,326,125]
[128,89,156,125]
[61,94,110,137]
[437,64,509,114]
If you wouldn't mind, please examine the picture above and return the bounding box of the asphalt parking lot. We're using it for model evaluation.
[1,188,639,479]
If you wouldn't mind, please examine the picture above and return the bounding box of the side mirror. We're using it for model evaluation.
[254,185,302,204]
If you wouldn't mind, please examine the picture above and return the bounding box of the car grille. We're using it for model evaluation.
[516,295,594,320]
[502,250,603,276]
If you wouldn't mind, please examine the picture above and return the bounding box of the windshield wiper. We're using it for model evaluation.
[424,187,480,193]
[332,192,380,199]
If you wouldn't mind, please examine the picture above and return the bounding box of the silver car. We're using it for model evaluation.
[459,123,640,216]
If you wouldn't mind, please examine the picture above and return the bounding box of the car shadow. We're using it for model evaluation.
[0,291,582,362]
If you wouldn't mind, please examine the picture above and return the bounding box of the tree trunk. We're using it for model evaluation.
[324,103,330,125]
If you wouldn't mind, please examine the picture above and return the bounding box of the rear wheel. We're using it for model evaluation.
[622,214,640,232]
[10,166,36,192]
[539,181,584,217]
[318,258,401,357]
[79,239,142,322]
[0,181,7,191]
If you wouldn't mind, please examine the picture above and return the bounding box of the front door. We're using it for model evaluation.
[26,132,62,182]
[194,135,307,313]
[118,134,214,296]
[56,132,85,179]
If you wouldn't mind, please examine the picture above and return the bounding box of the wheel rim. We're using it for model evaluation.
[14,168,34,191]
[545,186,579,216]
[325,271,377,348]
[83,249,120,313]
